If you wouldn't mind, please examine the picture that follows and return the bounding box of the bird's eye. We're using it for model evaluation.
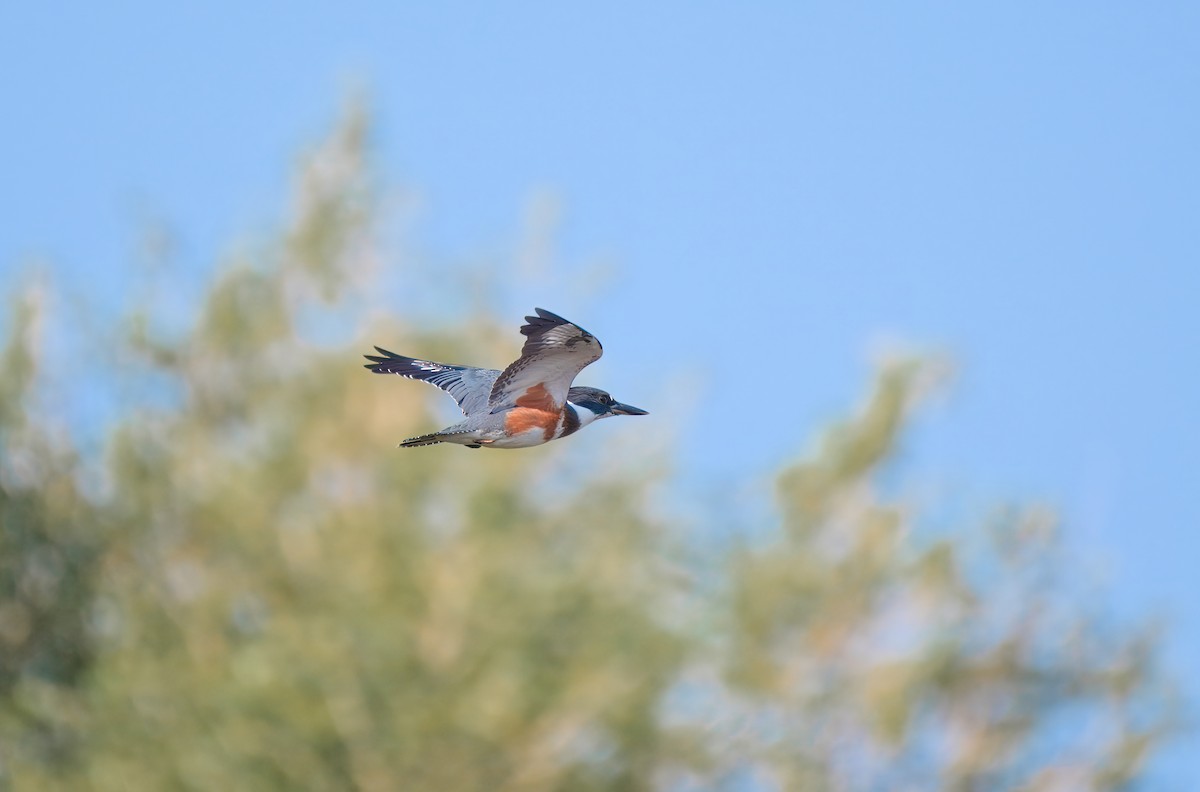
[601,395,612,405]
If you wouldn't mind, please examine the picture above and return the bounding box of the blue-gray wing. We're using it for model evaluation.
[364,347,499,417]
[488,308,603,412]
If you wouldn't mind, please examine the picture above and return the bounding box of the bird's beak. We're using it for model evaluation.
[611,402,649,416]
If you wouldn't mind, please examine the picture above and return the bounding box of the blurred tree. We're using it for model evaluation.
[0,107,1177,791]
[0,285,101,777]
[722,364,1176,791]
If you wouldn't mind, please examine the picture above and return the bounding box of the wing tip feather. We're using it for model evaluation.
[520,307,579,339]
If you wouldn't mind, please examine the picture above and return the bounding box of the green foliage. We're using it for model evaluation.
[0,108,1178,791]
[726,364,1175,789]
[0,286,101,775]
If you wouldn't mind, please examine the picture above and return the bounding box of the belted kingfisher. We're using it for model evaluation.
[364,308,648,449]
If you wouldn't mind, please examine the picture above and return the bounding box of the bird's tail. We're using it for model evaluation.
[398,432,448,448]
[398,430,480,448]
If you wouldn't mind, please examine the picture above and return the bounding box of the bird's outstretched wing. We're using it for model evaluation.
[488,308,603,413]
[364,348,499,417]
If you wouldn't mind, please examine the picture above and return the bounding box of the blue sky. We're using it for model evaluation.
[3,2,1198,783]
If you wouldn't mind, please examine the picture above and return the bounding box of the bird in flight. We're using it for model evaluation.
[364,308,648,449]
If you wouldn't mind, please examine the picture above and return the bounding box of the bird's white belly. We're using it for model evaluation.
[487,426,552,448]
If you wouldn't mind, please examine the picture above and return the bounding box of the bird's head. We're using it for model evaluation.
[567,386,649,420]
